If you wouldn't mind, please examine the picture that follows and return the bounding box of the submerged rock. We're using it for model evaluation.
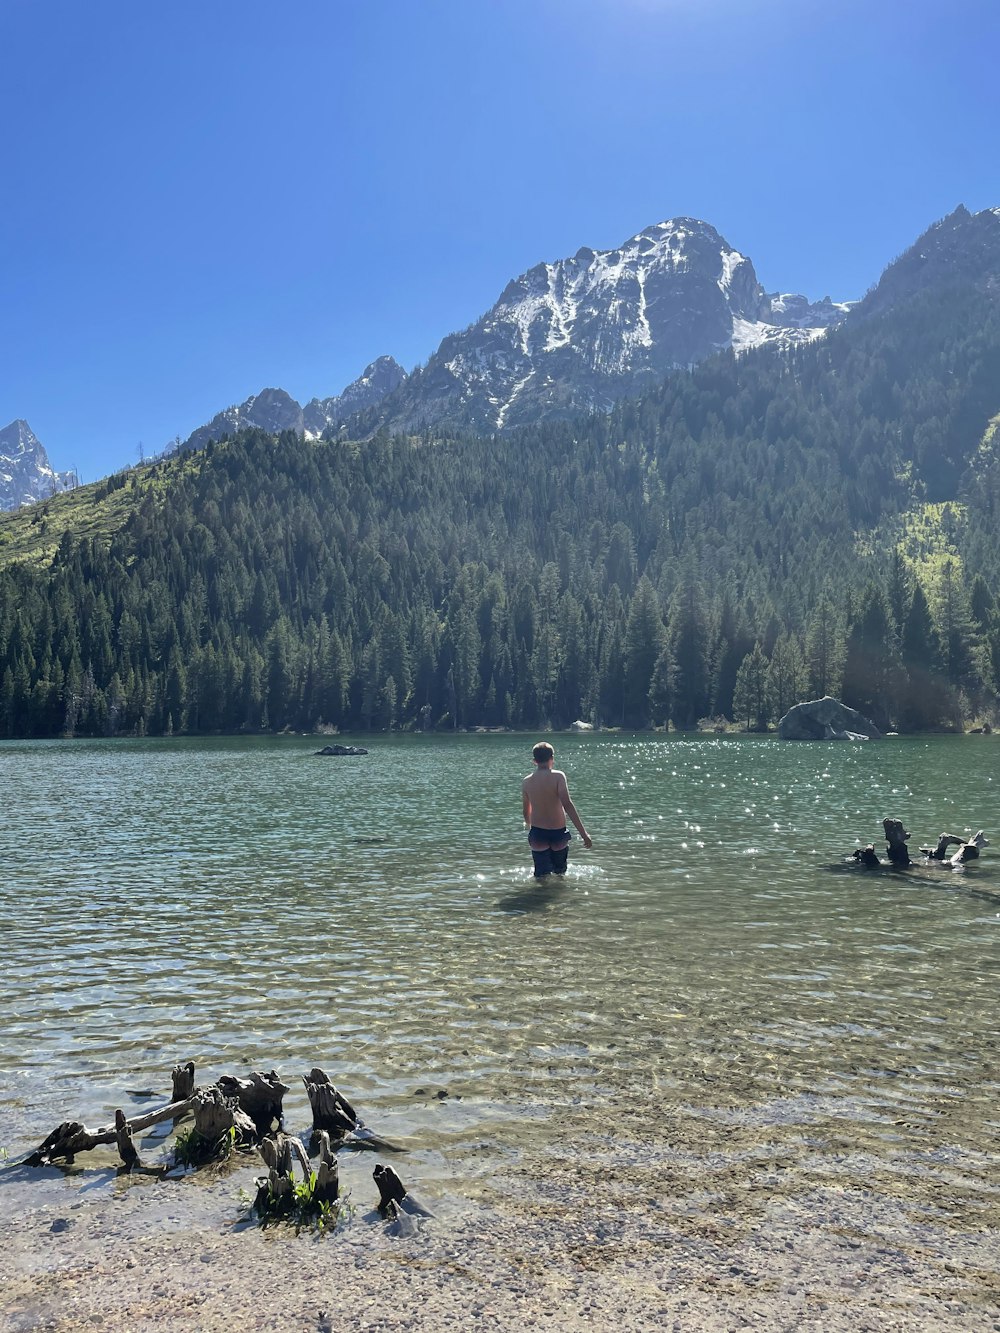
[315,744,369,756]
[777,696,881,741]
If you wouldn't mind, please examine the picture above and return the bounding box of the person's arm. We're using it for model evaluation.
[557,773,592,848]
[522,779,532,828]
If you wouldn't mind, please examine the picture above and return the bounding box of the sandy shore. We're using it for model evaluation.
[2,1147,997,1333]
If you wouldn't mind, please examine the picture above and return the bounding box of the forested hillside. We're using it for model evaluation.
[2,273,1000,739]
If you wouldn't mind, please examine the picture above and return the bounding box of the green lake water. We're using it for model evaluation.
[1,732,998,1235]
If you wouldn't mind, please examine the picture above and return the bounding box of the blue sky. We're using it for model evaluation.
[3,0,998,481]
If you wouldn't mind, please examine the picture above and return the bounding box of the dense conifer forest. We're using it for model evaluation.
[2,279,1000,739]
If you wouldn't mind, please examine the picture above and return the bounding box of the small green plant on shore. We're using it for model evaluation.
[252,1170,352,1233]
[172,1124,237,1169]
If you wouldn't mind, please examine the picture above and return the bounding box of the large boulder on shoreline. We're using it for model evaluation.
[314,744,369,756]
[777,696,881,741]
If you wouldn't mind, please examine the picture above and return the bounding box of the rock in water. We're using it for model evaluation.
[777,696,881,741]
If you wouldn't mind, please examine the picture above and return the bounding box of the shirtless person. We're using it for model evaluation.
[521,741,592,878]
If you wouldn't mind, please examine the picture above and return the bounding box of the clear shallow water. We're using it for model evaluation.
[1,732,998,1231]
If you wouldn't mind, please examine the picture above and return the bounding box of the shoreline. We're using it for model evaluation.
[3,1146,997,1332]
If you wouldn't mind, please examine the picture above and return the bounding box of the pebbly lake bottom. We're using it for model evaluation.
[0,732,998,1329]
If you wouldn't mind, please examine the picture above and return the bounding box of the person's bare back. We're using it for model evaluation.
[521,765,570,829]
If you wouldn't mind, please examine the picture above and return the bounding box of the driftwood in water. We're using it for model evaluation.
[217,1069,289,1136]
[883,819,911,866]
[26,1095,196,1167]
[28,1060,268,1169]
[920,833,964,860]
[951,830,990,865]
[852,822,991,872]
[918,831,989,864]
[29,1062,401,1179]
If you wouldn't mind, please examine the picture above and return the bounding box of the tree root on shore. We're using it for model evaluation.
[23,1060,415,1227]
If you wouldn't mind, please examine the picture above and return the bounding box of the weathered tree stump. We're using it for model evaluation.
[951,830,989,865]
[171,1060,196,1103]
[303,1069,404,1154]
[217,1069,289,1136]
[190,1086,257,1149]
[256,1135,294,1215]
[883,818,911,866]
[852,845,880,867]
[314,1131,340,1207]
[304,1068,360,1147]
[373,1162,432,1233]
[114,1109,140,1171]
[254,1131,314,1218]
[373,1162,408,1215]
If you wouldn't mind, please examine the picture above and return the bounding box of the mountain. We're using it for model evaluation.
[3,203,1000,740]
[0,420,77,511]
[4,200,1000,740]
[183,219,848,449]
[184,357,407,451]
[356,217,852,436]
[860,204,1000,316]
[302,355,407,435]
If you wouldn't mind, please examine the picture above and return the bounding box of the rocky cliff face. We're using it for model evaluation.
[303,356,407,435]
[184,387,306,452]
[184,357,408,451]
[0,420,78,511]
[362,217,853,435]
[858,205,1000,317]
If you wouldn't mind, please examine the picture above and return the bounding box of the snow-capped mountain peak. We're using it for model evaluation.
[370,216,854,435]
[0,419,78,511]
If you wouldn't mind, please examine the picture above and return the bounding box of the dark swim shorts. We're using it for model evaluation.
[528,826,571,850]
[528,826,571,877]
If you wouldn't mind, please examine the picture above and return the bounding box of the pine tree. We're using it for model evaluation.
[622,576,666,727]
[667,566,710,730]
[841,583,898,730]
[804,595,844,699]
[899,581,946,730]
[733,644,769,731]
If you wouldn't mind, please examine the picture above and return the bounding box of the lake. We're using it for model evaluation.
[1,731,998,1245]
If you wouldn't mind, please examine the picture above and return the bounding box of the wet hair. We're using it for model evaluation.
[532,742,555,765]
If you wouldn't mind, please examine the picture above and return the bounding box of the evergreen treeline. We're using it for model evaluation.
[2,281,1000,739]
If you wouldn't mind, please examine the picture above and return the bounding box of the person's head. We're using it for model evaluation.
[532,741,555,767]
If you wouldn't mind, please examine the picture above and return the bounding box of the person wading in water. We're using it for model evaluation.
[521,741,592,878]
